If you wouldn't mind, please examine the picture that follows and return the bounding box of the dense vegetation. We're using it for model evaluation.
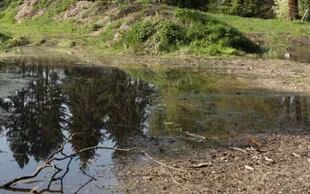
[121,8,259,55]
[164,0,310,19]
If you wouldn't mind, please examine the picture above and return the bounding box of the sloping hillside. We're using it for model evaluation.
[0,0,309,57]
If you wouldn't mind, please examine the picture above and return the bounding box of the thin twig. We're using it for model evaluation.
[74,179,95,194]
[79,168,97,181]
[167,170,192,192]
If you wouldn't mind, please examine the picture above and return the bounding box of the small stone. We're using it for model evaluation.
[142,176,152,181]
[292,153,301,158]
[245,165,254,171]
[284,53,291,59]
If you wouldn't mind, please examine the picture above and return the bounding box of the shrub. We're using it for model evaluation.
[155,21,186,51]
[120,8,260,55]
[177,9,260,53]
[121,20,156,50]
[7,36,30,48]
[133,21,156,42]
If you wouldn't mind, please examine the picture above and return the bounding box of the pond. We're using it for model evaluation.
[0,62,309,193]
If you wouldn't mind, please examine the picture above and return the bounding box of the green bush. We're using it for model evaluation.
[133,21,156,43]
[0,34,30,50]
[176,9,260,53]
[155,21,185,51]
[121,20,156,50]
[121,8,259,55]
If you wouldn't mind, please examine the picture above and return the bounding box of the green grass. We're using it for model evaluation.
[212,13,310,36]
[211,13,310,57]
[34,0,78,15]
[118,8,260,55]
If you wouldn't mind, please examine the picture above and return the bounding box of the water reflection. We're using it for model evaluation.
[0,64,310,193]
[65,67,153,165]
[0,65,153,170]
[0,66,66,168]
[126,68,310,140]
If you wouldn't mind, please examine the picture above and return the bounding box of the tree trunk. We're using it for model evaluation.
[288,0,299,20]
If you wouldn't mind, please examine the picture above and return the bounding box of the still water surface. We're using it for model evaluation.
[0,63,309,193]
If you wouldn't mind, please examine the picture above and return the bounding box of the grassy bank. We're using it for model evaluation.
[0,1,309,58]
[212,14,310,57]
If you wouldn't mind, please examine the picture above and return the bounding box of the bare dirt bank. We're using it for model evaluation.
[117,133,310,193]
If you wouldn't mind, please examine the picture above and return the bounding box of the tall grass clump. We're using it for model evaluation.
[175,8,260,54]
[121,8,260,55]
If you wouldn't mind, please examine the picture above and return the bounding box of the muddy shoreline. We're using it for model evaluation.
[116,132,310,193]
[1,46,310,95]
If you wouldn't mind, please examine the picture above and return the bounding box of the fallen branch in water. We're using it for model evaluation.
[0,138,188,192]
[0,138,70,188]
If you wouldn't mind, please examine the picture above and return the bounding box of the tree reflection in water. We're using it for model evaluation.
[0,65,154,168]
[126,68,310,139]
[65,67,153,166]
[0,65,65,168]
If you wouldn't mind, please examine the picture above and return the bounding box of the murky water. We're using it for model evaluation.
[288,44,310,63]
[126,68,310,139]
[0,63,309,193]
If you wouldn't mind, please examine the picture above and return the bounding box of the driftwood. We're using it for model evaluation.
[185,131,207,140]
[191,162,212,168]
[244,165,255,171]
[0,137,188,193]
